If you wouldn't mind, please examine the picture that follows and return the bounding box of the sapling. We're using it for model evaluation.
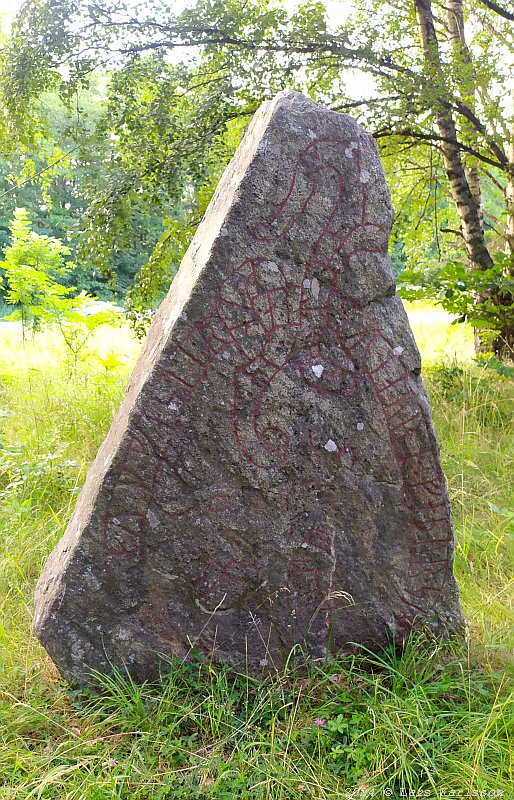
[0,208,122,369]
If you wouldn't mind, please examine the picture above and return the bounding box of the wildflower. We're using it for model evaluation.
[313,717,326,727]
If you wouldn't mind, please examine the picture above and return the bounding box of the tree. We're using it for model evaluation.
[2,0,513,355]
[0,208,121,365]
[406,0,513,353]
[0,78,177,304]
[0,207,74,335]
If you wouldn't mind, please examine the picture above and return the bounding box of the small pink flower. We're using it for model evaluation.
[313,717,326,727]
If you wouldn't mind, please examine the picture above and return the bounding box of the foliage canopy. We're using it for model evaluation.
[1,0,513,354]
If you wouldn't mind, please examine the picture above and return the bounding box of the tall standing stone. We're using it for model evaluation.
[34,92,464,684]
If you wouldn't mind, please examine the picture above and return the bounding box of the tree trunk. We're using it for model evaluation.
[412,0,514,358]
[414,0,492,272]
[445,0,484,231]
[500,90,514,359]
[505,90,514,257]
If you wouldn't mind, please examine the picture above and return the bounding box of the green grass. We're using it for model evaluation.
[0,306,512,799]
[404,300,476,365]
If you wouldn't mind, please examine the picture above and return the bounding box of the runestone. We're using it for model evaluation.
[34,91,464,684]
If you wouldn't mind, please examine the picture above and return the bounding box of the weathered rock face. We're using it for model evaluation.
[34,91,464,684]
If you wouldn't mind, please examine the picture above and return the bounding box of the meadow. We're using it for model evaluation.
[0,302,512,799]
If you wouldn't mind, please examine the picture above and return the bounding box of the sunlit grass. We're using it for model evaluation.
[0,307,512,798]
[0,319,140,373]
[404,299,475,364]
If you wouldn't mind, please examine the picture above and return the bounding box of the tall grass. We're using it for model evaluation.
[0,307,512,798]
[405,300,476,364]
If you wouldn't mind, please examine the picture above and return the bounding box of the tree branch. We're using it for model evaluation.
[482,169,506,194]
[440,226,464,238]
[476,0,514,21]
[482,209,502,235]
[374,127,506,170]
[451,99,509,169]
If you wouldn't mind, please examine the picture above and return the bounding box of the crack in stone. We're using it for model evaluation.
[195,598,235,615]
